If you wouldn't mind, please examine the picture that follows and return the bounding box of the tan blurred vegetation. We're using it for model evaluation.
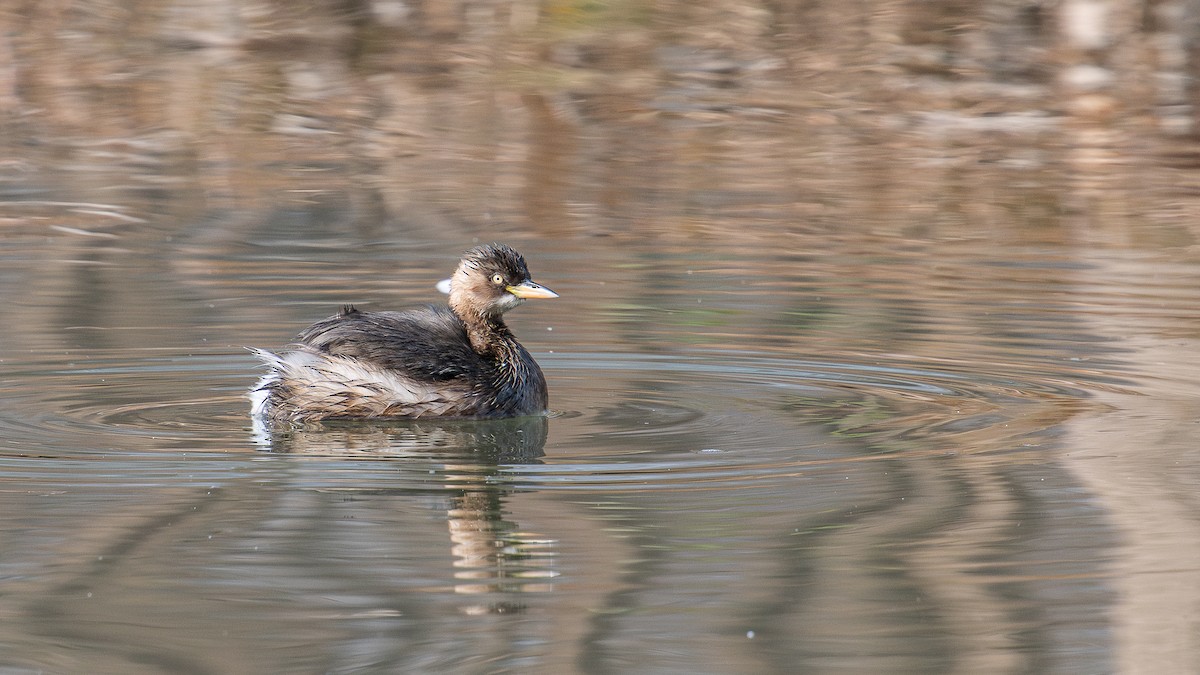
[1,0,1199,243]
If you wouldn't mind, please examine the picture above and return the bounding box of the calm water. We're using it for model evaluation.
[5,2,1200,673]
[3,226,1198,674]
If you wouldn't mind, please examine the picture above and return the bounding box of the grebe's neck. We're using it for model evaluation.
[455,307,516,357]
[458,307,544,412]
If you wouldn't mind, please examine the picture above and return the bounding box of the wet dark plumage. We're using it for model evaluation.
[251,244,557,423]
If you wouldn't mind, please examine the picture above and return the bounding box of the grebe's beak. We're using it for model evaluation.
[507,280,559,299]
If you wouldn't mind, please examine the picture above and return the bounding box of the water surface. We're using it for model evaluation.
[4,225,1197,673]
[4,3,1200,673]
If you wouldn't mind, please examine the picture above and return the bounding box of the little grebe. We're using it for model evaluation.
[250,243,557,423]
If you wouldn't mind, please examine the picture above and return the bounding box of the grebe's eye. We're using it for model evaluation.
[491,273,505,285]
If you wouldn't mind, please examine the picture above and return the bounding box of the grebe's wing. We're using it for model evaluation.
[294,305,483,381]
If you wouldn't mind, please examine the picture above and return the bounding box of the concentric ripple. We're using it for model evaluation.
[482,351,1121,492]
[0,352,254,452]
[0,349,1118,492]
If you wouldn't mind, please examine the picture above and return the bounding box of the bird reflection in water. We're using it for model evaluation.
[253,415,555,614]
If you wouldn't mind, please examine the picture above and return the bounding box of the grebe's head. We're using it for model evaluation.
[448,243,557,320]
